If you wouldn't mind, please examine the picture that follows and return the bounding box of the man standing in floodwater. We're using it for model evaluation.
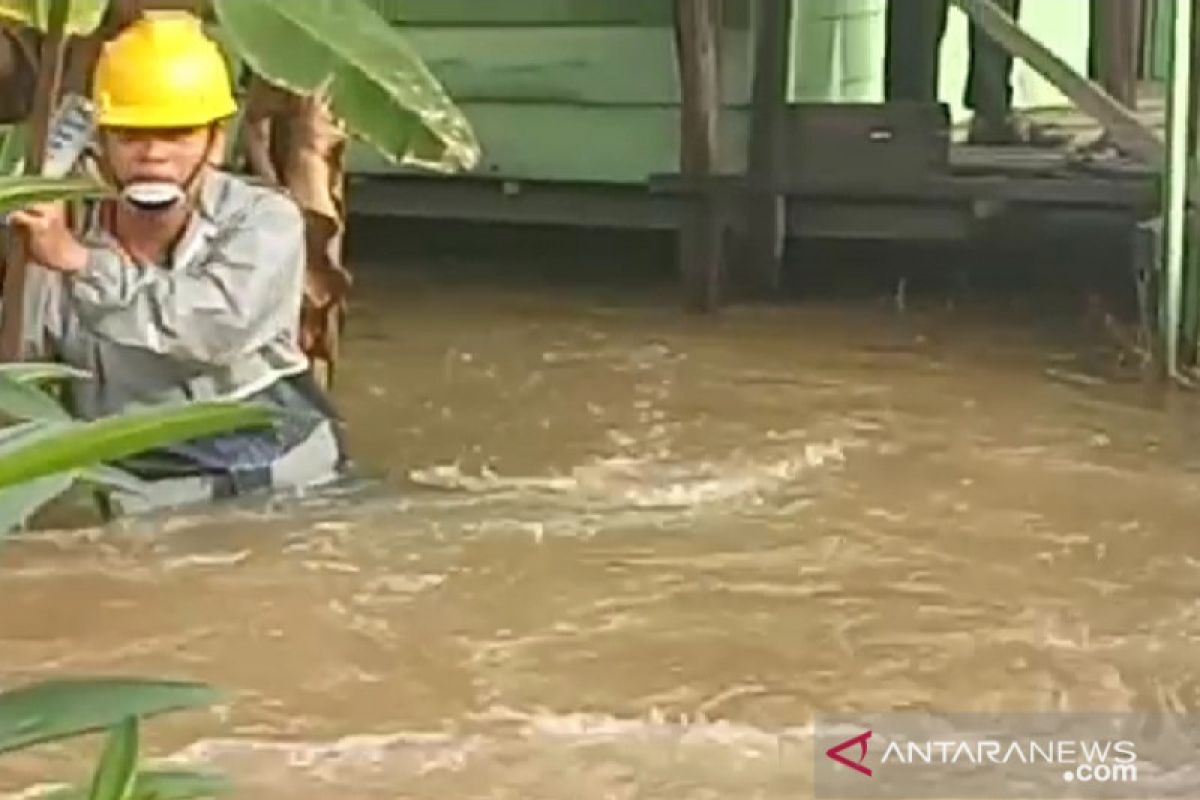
[7,10,347,513]
[884,0,1066,146]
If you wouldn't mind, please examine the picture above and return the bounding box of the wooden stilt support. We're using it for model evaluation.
[1161,0,1195,377]
[741,0,793,295]
[1182,0,1200,367]
[1089,0,1143,109]
[673,0,724,312]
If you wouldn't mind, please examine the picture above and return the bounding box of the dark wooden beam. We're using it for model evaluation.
[1191,0,1200,154]
[1088,0,1143,108]
[741,0,794,294]
[1183,0,1200,365]
[673,0,724,312]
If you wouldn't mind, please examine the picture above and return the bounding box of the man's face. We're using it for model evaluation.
[101,125,212,186]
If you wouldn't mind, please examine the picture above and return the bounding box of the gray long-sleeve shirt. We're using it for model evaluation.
[22,169,311,420]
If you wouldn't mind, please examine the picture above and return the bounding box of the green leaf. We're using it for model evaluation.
[0,372,69,422]
[0,0,108,36]
[0,417,56,445]
[0,124,28,176]
[213,0,480,172]
[0,678,219,755]
[87,717,139,800]
[39,770,231,800]
[0,469,75,536]
[129,771,229,800]
[0,400,276,489]
[0,362,92,384]
[0,175,112,215]
[78,464,144,494]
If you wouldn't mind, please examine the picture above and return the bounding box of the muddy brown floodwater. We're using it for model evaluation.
[2,228,1199,799]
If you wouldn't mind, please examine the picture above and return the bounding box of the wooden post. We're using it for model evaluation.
[0,0,69,361]
[673,0,724,312]
[1089,0,1143,109]
[741,0,793,295]
[1160,0,1194,376]
[1183,0,1200,366]
[1191,0,1200,154]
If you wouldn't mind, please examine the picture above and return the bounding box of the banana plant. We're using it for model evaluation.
[0,677,229,800]
[0,0,106,34]
[0,172,107,207]
[0,364,279,536]
[0,0,482,169]
[0,0,481,381]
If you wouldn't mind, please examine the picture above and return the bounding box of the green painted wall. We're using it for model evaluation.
[350,0,1094,184]
[366,0,750,27]
[791,0,887,102]
[789,0,1093,115]
[1145,0,1175,80]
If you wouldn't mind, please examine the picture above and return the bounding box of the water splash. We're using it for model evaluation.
[406,438,850,512]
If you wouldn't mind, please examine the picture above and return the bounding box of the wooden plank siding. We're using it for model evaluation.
[365,0,751,28]
[346,2,1104,186]
[348,1,755,183]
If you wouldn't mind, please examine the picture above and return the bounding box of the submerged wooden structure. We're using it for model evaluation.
[347,0,1200,374]
[657,0,1169,309]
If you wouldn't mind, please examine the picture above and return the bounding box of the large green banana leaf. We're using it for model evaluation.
[0,371,69,421]
[86,717,139,800]
[39,769,230,800]
[0,395,275,535]
[0,677,219,755]
[0,0,107,35]
[0,175,111,213]
[212,0,480,173]
[0,469,75,532]
[0,125,28,176]
[0,362,90,383]
[0,399,275,490]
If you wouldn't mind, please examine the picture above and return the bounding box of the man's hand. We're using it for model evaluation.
[6,202,88,274]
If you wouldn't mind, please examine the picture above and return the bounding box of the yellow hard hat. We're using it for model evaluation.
[92,11,237,129]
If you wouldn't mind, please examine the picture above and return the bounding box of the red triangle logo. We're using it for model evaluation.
[826,730,873,776]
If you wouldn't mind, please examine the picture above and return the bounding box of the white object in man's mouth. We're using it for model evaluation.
[122,181,184,210]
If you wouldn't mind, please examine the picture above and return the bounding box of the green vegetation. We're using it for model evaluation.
[0,677,226,800]
[0,4,481,797]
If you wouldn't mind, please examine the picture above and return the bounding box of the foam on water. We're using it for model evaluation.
[405,437,852,512]
[154,708,813,798]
